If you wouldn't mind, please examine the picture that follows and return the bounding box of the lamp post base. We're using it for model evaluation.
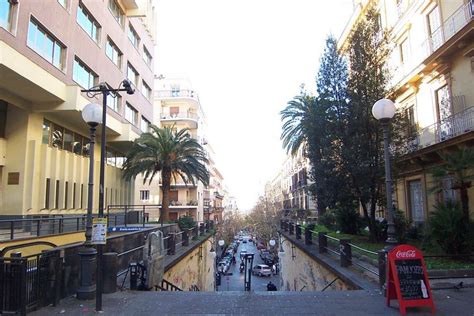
[77,245,97,300]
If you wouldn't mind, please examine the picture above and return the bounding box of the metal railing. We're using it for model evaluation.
[407,106,474,153]
[0,215,88,241]
[421,0,473,57]
[156,89,198,99]
[159,112,198,121]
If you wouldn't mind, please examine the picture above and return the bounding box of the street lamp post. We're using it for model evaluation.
[372,98,397,248]
[81,80,134,311]
[77,103,102,300]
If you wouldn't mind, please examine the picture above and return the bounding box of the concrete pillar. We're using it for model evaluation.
[340,239,351,267]
[102,252,118,293]
[318,232,327,254]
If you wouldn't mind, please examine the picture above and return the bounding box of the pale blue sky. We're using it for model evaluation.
[155,0,354,212]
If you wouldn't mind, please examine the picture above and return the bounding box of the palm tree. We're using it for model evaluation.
[280,94,316,155]
[122,125,209,223]
[430,147,474,222]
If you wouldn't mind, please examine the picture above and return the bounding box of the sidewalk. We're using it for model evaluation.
[31,287,474,315]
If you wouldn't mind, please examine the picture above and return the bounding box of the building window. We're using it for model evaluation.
[45,178,51,209]
[141,80,152,100]
[27,18,65,69]
[0,0,16,31]
[73,182,77,208]
[77,2,100,42]
[43,119,90,156]
[64,181,69,209]
[404,104,416,136]
[127,63,139,87]
[73,57,98,89]
[141,117,150,133]
[106,91,121,113]
[143,46,152,66]
[427,6,442,50]
[58,0,68,9]
[106,37,122,67]
[106,148,116,166]
[128,23,140,48]
[125,103,138,125]
[80,184,84,209]
[140,190,150,201]
[55,180,60,209]
[108,0,124,26]
[408,180,425,223]
[399,37,410,64]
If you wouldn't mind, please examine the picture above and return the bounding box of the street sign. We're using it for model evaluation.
[386,244,435,315]
[91,218,107,245]
[108,226,146,233]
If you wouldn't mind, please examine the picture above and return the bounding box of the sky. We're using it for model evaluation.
[155,0,354,212]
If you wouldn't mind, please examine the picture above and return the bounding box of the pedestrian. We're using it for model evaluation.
[267,281,277,291]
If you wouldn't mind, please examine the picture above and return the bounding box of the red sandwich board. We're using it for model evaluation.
[386,245,435,315]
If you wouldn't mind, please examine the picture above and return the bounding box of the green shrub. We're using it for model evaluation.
[425,202,470,255]
[377,209,410,242]
[177,216,195,230]
[334,207,363,234]
[318,210,336,230]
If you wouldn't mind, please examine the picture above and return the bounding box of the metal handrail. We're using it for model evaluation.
[349,243,378,256]
[117,245,145,258]
[326,235,340,242]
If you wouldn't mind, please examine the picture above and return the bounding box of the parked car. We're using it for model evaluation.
[239,250,248,260]
[252,264,272,277]
[260,250,270,259]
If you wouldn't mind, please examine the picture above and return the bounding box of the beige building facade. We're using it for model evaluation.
[339,0,474,222]
[0,0,156,218]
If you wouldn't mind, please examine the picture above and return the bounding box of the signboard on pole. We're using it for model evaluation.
[386,244,435,315]
[92,218,107,245]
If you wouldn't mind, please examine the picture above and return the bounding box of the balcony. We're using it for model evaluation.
[421,1,474,60]
[159,112,198,129]
[406,106,474,153]
[157,89,199,101]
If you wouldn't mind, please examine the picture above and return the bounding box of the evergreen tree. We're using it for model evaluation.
[343,8,392,241]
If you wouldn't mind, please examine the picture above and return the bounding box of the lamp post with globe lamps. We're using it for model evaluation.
[77,103,102,300]
[81,80,134,311]
[371,98,398,247]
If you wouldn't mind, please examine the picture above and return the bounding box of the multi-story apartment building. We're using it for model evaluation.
[339,0,474,223]
[153,76,207,222]
[203,145,225,223]
[266,146,316,215]
[0,0,156,218]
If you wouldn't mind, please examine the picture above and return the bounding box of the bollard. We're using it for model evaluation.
[289,223,294,235]
[168,233,176,255]
[305,224,315,245]
[378,250,387,291]
[193,226,198,239]
[102,252,118,293]
[182,230,189,246]
[129,262,138,290]
[318,232,327,254]
[280,220,284,230]
[296,225,302,239]
[199,223,205,235]
[340,239,352,267]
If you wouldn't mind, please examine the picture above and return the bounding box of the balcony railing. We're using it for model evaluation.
[159,112,198,121]
[156,89,198,99]
[421,0,473,57]
[408,106,474,153]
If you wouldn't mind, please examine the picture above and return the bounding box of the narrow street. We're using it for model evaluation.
[217,236,279,292]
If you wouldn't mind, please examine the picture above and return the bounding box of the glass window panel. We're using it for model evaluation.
[73,133,83,155]
[0,1,11,29]
[64,129,73,152]
[106,149,116,166]
[42,120,50,144]
[27,20,37,47]
[44,36,54,63]
[51,124,64,149]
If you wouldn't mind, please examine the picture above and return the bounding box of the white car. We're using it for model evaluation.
[252,264,272,277]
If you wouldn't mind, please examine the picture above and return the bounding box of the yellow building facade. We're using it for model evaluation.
[0,0,156,218]
[340,0,474,223]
